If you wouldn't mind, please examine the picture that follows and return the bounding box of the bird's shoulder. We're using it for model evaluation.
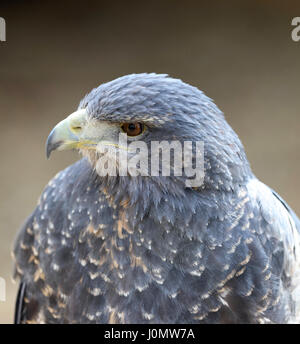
[245,178,300,322]
[13,158,111,323]
[13,157,107,278]
[246,178,300,261]
[189,177,300,323]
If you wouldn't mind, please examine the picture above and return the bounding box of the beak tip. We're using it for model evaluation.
[46,148,51,160]
[46,129,63,159]
[46,131,53,159]
[46,141,63,159]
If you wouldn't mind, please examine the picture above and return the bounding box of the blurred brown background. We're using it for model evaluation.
[0,0,299,323]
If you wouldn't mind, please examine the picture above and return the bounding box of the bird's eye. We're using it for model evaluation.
[121,123,145,136]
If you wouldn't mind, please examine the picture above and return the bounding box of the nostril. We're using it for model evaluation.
[71,125,82,132]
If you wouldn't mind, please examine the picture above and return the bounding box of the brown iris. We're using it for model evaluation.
[121,123,144,136]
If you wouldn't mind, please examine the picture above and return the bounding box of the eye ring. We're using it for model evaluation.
[120,123,145,137]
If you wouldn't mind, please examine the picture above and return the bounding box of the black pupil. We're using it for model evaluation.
[128,123,137,131]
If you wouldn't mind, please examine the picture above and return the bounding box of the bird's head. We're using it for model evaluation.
[46,73,251,194]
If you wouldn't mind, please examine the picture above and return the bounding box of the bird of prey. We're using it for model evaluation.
[13,73,300,324]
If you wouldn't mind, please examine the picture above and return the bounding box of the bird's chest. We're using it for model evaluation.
[65,192,234,323]
[60,188,264,323]
[76,210,187,323]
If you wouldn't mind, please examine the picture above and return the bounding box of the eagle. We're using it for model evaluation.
[13,73,300,324]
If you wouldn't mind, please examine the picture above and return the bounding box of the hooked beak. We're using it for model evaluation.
[46,108,91,158]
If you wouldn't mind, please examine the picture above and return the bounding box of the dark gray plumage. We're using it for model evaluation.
[13,73,300,323]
